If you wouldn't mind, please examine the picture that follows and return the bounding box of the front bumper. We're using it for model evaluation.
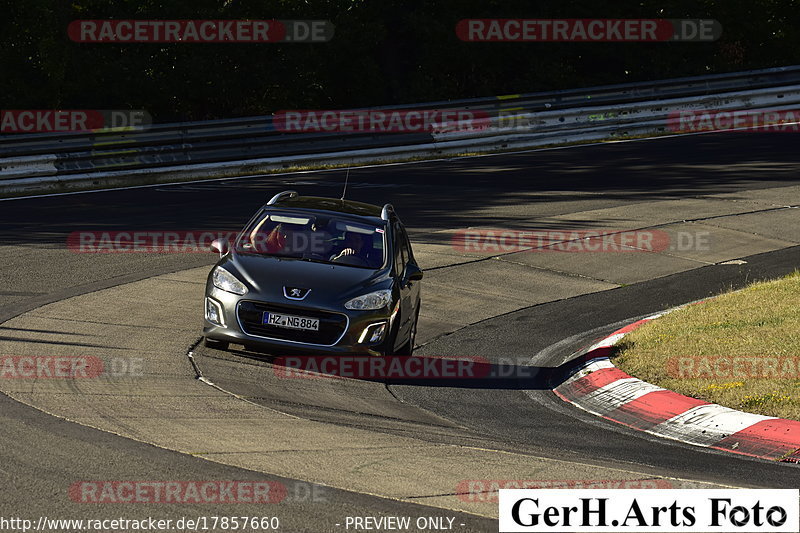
[203,287,393,356]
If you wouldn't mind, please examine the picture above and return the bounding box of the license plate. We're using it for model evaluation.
[263,312,319,331]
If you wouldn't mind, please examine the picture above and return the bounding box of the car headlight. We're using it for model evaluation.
[212,267,248,295]
[344,289,392,310]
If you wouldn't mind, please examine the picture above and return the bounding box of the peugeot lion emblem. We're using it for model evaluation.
[284,287,311,300]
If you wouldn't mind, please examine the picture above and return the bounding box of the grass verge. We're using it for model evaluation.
[614,270,800,419]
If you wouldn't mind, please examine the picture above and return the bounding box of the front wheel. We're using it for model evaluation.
[394,311,419,356]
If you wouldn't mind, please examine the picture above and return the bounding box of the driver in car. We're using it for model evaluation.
[330,231,372,264]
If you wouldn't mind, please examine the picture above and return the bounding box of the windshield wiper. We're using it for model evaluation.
[298,256,331,265]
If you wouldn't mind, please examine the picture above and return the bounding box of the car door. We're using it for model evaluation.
[393,221,415,348]
[404,227,422,316]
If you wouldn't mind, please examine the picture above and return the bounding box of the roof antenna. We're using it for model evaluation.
[340,167,350,201]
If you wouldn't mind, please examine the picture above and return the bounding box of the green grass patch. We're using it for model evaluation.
[614,270,800,419]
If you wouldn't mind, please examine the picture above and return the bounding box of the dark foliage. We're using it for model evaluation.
[1,0,798,122]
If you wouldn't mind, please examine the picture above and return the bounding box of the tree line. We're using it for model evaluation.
[1,0,798,123]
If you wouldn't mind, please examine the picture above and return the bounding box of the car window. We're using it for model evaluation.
[394,222,409,275]
[404,232,415,264]
[400,231,410,270]
[237,211,385,269]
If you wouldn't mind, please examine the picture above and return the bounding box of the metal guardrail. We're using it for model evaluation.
[1,65,799,196]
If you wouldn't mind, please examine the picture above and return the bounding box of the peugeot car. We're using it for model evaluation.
[202,191,423,356]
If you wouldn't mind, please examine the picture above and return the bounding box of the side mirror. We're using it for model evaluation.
[405,263,424,282]
[210,238,229,257]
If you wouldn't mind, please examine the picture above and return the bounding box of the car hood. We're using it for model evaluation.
[221,253,390,305]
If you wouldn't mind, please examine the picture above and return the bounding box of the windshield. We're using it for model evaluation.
[236,211,386,269]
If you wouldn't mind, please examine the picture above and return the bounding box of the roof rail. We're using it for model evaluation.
[381,204,394,221]
[267,190,298,205]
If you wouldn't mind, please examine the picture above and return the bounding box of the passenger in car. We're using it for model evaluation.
[261,224,287,254]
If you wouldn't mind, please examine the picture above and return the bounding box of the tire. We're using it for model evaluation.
[394,310,419,356]
[203,337,229,351]
[380,317,402,357]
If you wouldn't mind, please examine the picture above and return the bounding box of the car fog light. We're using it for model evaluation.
[359,322,387,344]
[205,297,225,327]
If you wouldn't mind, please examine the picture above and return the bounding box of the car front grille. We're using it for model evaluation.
[237,301,348,346]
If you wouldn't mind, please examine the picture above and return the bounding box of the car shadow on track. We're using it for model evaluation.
[223,346,601,391]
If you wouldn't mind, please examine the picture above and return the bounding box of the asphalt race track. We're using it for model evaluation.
[1,132,799,531]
